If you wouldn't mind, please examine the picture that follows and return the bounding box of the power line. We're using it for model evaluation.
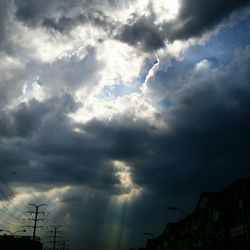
[0,192,30,224]
[0,175,14,197]
[0,172,31,213]
[0,200,30,227]
[0,196,29,219]
[0,178,31,225]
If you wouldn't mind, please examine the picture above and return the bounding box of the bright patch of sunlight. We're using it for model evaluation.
[153,0,180,23]
[113,161,142,202]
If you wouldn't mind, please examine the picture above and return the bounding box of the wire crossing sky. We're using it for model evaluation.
[1,0,250,249]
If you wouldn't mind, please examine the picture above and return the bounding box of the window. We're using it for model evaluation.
[213,210,220,222]
[238,199,244,209]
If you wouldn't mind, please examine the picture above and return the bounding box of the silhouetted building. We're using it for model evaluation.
[0,235,43,250]
[140,177,250,250]
[142,234,165,250]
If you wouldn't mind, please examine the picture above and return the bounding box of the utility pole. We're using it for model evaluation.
[26,203,47,240]
[49,224,63,250]
[60,239,69,250]
[62,240,66,250]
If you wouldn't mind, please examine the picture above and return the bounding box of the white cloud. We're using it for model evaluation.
[71,91,166,129]
[195,59,210,72]
[153,0,180,23]
[96,40,145,87]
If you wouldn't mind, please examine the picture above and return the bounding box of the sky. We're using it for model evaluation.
[0,0,250,249]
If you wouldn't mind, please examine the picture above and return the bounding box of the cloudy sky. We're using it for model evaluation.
[0,0,250,249]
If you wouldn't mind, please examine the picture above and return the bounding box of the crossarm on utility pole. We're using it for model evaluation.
[27,203,47,240]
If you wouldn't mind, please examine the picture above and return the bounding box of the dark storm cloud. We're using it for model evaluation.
[42,10,116,34]
[27,115,152,190]
[42,14,87,33]
[1,44,250,250]
[15,0,250,52]
[1,1,250,247]
[168,0,250,41]
[0,0,17,53]
[117,0,250,51]
[0,0,10,50]
[0,62,30,108]
[0,94,77,163]
[0,94,128,194]
[14,0,56,26]
[132,47,250,199]
[0,101,49,138]
[1,46,250,200]
[14,0,118,34]
[117,14,165,52]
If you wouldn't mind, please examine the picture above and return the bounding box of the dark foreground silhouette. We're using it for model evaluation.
[139,177,250,250]
[0,235,43,250]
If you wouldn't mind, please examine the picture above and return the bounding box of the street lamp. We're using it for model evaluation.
[143,232,155,237]
[0,229,26,236]
[13,230,27,236]
[168,206,187,215]
[0,229,12,235]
